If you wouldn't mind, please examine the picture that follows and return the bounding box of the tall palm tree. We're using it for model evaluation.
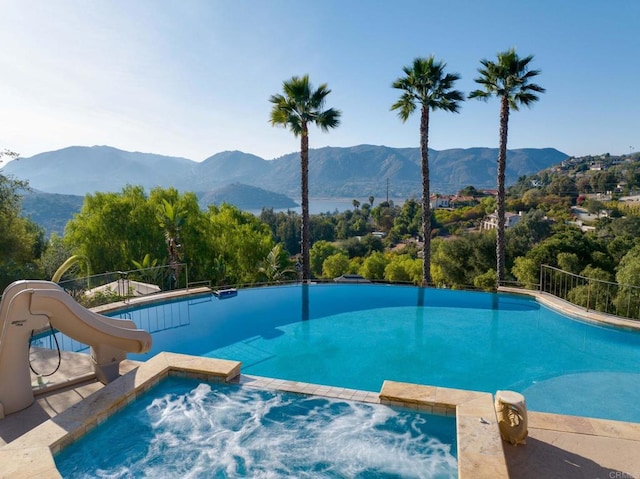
[391,56,464,286]
[269,75,341,282]
[469,48,545,286]
[156,199,185,288]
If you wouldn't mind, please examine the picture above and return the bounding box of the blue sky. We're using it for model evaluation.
[1,0,638,162]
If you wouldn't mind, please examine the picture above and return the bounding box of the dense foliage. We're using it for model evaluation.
[0,172,45,288]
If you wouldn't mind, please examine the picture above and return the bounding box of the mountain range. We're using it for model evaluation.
[4,144,568,198]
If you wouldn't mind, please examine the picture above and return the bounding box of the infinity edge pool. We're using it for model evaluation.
[5,285,640,478]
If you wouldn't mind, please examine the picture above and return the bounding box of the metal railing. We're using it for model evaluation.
[30,263,196,353]
[58,263,190,308]
[539,264,640,320]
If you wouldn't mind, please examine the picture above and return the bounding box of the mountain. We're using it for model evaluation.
[3,144,569,198]
[197,183,297,210]
[6,145,196,196]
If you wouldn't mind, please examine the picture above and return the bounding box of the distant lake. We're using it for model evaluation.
[247,198,406,216]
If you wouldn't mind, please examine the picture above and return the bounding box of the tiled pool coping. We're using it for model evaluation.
[0,352,508,478]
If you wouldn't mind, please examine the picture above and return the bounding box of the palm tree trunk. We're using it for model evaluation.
[300,123,311,282]
[496,96,510,287]
[420,105,431,286]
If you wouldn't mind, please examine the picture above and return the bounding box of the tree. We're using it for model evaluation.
[547,176,577,200]
[130,253,162,286]
[0,149,19,166]
[392,56,464,286]
[568,265,615,314]
[457,185,474,196]
[505,209,552,261]
[39,233,75,280]
[474,269,497,292]
[614,246,640,318]
[261,209,301,256]
[207,203,275,285]
[269,75,341,282]
[511,256,538,289]
[258,243,296,283]
[371,201,399,232]
[431,236,473,288]
[0,171,45,290]
[310,240,343,278]
[583,198,605,216]
[470,48,545,286]
[322,253,350,279]
[65,186,163,275]
[390,198,422,239]
[359,251,388,280]
[384,254,422,284]
[556,252,581,274]
[156,198,185,288]
[150,188,210,282]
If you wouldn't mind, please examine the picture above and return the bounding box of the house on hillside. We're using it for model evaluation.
[589,162,604,171]
[449,195,476,208]
[429,194,450,209]
[481,211,522,231]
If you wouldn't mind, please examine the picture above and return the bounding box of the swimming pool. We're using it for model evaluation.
[54,376,458,478]
[60,283,640,422]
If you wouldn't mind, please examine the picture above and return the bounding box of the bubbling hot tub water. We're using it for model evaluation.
[55,377,458,478]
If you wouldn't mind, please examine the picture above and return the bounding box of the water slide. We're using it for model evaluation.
[0,280,152,418]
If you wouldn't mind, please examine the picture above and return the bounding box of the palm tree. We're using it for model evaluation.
[269,75,341,282]
[258,243,296,283]
[469,48,545,286]
[391,56,464,286]
[156,199,185,288]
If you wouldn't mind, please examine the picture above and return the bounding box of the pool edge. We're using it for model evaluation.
[498,287,640,332]
[380,380,508,479]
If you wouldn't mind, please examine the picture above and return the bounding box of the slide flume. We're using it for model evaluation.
[0,280,152,418]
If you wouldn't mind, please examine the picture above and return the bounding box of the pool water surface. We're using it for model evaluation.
[62,284,640,422]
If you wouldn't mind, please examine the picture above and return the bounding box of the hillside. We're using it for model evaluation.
[20,190,84,236]
[4,144,568,198]
[197,183,297,210]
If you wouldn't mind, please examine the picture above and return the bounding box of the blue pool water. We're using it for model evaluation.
[55,376,457,478]
[104,284,640,422]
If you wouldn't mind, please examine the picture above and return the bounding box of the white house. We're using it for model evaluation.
[429,195,451,209]
[482,211,522,230]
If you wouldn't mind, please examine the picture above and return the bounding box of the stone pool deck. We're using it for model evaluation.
[1,348,640,478]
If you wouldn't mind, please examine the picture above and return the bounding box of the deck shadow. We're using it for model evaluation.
[503,436,631,479]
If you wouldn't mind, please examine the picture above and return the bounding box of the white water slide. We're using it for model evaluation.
[0,280,152,418]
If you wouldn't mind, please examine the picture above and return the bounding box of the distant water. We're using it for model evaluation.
[248,197,406,215]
